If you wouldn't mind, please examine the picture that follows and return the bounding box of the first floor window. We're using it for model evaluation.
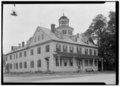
[16,63,18,69]
[24,62,27,68]
[69,58,73,66]
[10,64,12,69]
[89,59,93,66]
[37,60,41,67]
[56,58,59,66]
[64,59,67,66]
[95,60,97,66]
[85,60,88,66]
[30,61,34,68]
[20,62,22,69]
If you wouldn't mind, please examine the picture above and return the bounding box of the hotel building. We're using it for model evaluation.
[4,14,103,73]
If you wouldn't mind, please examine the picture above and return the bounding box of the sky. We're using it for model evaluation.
[3,2,115,54]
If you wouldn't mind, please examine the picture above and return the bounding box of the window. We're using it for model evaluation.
[94,50,97,56]
[46,45,49,52]
[95,60,97,66]
[70,46,74,53]
[41,34,44,40]
[14,54,15,59]
[37,60,41,67]
[30,61,34,68]
[31,49,34,55]
[34,37,36,42]
[64,59,67,66]
[38,35,40,41]
[89,49,92,55]
[37,47,41,54]
[16,63,18,69]
[77,47,82,54]
[19,52,22,57]
[63,45,67,52]
[10,55,12,60]
[14,63,16,69]
[89,59,93,66]
[64,30,66,34]
[69,58,73,66]
[24,51,27,57]
[85,49,88,55]
[20,62,22,69]
[16,53,18,59]
[24,62,27,68]
[10,64,12,69]
[85,60,88,66]
[56,58,59,66]
[56,44,61,52]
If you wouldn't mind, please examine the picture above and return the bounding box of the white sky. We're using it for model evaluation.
[3,2,115,54]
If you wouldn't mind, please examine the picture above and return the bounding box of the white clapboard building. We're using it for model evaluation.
[4,14,103,73]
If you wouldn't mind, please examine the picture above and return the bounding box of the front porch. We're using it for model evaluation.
[53,52,103,72]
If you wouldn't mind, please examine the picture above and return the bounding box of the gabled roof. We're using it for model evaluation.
[6,26,98,55]
[38,26,97,48]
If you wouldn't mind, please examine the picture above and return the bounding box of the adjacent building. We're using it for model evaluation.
[4,14,103,73]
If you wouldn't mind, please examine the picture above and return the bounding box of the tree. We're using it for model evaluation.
[86,12,116,70]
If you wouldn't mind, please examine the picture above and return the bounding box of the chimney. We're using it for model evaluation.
[11,46,14,51]
[19,43,21,48]
[51,24,55,33]
[77,33,79,38]
[22,42,25,47]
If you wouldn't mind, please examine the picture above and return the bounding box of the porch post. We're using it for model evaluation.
[58,55,61,67]
[93,59,95,66]
[101,58,103,71]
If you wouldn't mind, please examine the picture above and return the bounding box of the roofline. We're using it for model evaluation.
[5,39,98,56]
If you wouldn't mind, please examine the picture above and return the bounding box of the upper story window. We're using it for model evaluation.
[89,49,92,55]
[16,53,18,59]
[14,54,15,59]
[64,30,66,34]
[37,47,41,54]
[77,47,82,54]
[19,52,22,57]
[10,55,12,60]
[94,50,97,56]
[70,46,74,53]
[31,49,34,55]
[34,37,36,42]
[63,45,67,52]
[85,49,88,55]
[24,51,27,57]
[56,44,61,52]
[38,35,40,41]
[46,45,49,52]
[41,34,44,40]
[68,30,72,35]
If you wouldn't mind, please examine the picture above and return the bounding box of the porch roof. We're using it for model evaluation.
[54,51,103,59]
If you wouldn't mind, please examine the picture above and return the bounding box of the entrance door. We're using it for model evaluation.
[77,59,82,71]
[45,57,49,72]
